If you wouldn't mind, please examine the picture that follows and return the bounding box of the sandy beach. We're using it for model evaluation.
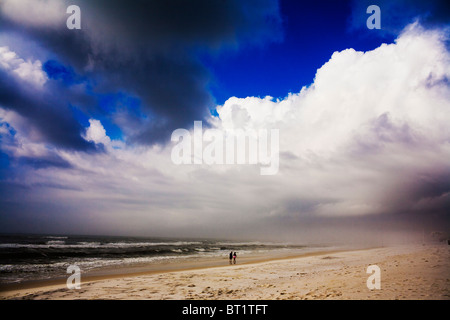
[1,244,449,300]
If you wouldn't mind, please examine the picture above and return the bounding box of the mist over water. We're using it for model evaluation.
[0,221,445,285]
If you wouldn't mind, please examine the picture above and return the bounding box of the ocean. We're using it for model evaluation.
[0,234,318,285]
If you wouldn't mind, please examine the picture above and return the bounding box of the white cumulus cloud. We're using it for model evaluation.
[84,119,111,146]
[215,23,450,158]
[0,46,48,87]
[210,22,450,218]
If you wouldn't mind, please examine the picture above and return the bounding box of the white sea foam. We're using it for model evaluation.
[0,240,203,249]
[46,240,66,245]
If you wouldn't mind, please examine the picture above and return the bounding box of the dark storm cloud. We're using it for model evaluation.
[0,68,96,151]
[0,0,282,145]
[17,155,73,170]
[408,171,450,215]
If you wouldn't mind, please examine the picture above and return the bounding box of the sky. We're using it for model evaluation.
[0,0,449,244]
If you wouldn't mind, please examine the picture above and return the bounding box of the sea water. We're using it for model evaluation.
[0,234,318,284]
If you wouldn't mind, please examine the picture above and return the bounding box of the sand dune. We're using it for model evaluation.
[1,244,449,300]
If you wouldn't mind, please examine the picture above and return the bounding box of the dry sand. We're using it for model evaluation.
[1,244,449,300]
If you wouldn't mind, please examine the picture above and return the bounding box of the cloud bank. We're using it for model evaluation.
[1,22,449,242]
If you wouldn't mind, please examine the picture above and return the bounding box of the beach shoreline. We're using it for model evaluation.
[0,247,352,293]
[1,243,449,300]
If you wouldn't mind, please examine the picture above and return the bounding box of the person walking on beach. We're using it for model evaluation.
[229,251,233,265]
[233,252,237,264]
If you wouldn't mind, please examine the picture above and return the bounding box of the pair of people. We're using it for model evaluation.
[229,251,237,264]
